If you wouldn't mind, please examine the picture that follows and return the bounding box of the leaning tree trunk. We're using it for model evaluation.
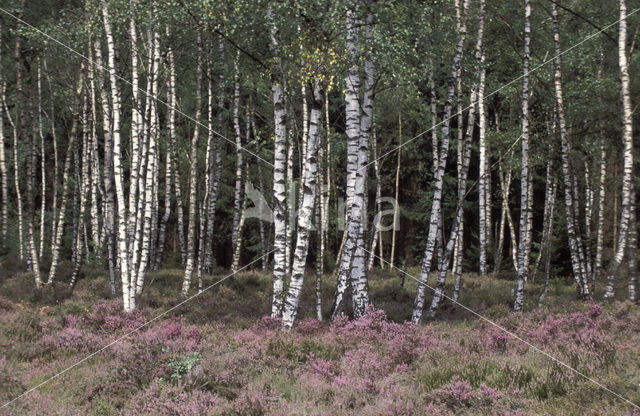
[551,2,590,300]
[429,0,484,315]
[513,0,532,311]
[411,0,470,324]
[268,5,288,318]
[604,0,634,300]
[282,79,324,328]
[181,33,203,296]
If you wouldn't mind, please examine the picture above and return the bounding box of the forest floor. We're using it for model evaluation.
[0,255,639,415]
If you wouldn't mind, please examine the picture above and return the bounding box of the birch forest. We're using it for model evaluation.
[1,0,640,414]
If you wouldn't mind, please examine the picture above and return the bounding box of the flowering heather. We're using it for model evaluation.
[0,271,639,416]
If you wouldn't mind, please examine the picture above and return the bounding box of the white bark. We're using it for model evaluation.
[269,5,288,318]
[604,0,634,300]
[411,0,471,324]
[513,0,532,311]
[102,1,134,311]
[282,80,324,328]
[181,33,203,296]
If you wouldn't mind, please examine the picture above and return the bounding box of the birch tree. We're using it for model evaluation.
[268,5,288,318]
[181,33,203,296]
[411,0,470,324]
[513,0,532,311]
[282,79,324,328]
[604,0,634,300]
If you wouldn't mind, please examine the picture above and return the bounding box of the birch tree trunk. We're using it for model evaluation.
[11,28,24,261]
[37,61,46,260]
[429,0,484,315]
[0,31,7,248]
[593,53,607,286]
[231,52,243,252]
[332,0,375,318]
[538,178,558,307]
[282,79,323,328]
[411,0,470,324]
[153,31,174,270]
[367,128,382,271]
[197,61,215,282]
[268,5,288,318]
[93,39,116,294]
[21,74,79,284]
[604,0,634,300]
[390,113,401,270]
[102,1,134,311]
[478,45,488,276]
[513,0,532,311]
[550,3,590,300]
[204,35,225,270]
[627,188,637,302]
[427,82,476,318]
[26,108,42,286]
[70,93,92,288]
[135,28,160,295]
[181,33,203,296]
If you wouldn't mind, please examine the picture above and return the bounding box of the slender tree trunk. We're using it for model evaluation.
[332,0,375,318]
[538,178,558,307]
[231,52,244,252]
[11,27,25,261]
[551,3,590,300]
[427,79,477,318]
[594,134,606,285]
[627,188,637,302]
[367,128,382,271]
[181,33,203,296]
[36,61,46,260]
[70,92,92,288]
[103,1,134,311]
[604,0,634,300]
[411,0,470,324]
[429,0,484,315]
[268,5,288,318]
[135,28,160,295]
[252,107,268,272]
[88,49,103,254]
[282,79,324,328]
[153,29,175,270]
[513,0,532,311]
[0,31,8,248]
[593,53,607,287]
[204,35,225,271]
[478,48,488,276]
[390,113,402,270]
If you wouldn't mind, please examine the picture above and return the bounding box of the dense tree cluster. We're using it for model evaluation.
[0,0,637,325]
